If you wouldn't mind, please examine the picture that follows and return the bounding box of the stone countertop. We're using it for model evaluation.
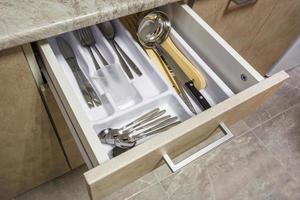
[0,0,179,51]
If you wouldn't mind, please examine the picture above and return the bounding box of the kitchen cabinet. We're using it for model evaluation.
[192,0,300,75]
[0,47,70,200]
[36,2,288,199]
[40,84,84,169]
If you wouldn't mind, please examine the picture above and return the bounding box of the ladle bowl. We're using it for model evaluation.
[137,11,207,90]
[137,11,171,48]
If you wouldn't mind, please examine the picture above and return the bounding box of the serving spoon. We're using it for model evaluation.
[137,11,211,111]
[137,11,206,90]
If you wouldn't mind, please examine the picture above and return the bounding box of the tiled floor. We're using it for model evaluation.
[15,66,300,200]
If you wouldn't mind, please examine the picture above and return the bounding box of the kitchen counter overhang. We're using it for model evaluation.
[0,0,179,51]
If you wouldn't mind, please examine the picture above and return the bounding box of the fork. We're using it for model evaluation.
[77,27,108,70]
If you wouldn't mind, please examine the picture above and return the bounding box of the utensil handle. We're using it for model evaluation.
[130,109,166,130]
[123,108,160,128]
[114,41,142,76]
[163,122,234,172]
[68,59,95,108]
[144,48,180,93]
[161,37,206,90]
[134,115,171,132]
[74,71,94,108]
[87,47,101,70]
[184,81,211,110]
[112,41,134,79]
[72,60,102,106]
[92,45,109,65]
[154,46,196,115]
[135,120,180,140]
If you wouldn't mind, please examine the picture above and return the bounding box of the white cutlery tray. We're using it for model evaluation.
[47,19,234,159]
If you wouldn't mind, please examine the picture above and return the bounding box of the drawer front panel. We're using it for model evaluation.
[84,71,288,200]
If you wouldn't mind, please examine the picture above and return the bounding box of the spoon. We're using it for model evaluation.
[98,21,142,79]
[137,11,211,111]
[137,11,206,90]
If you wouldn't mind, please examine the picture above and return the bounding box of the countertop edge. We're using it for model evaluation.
[0,0,180,51]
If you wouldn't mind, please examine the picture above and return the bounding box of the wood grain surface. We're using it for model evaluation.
[192,0,300,74]
[40,84,84,169]
[85,71,288,200]
[0,47,70,200]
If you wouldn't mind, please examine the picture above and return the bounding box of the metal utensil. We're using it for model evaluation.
[157,47,211,110]
[56,37,102,108]
[137,11,206,90]
[98,108,180,149]
[121,15,181,93]
[77,27,108,70]
[99,108,164,143]
[114,117,180,149]
[98,21,142,79]
[155,47,197,114]
[137,11,211,111]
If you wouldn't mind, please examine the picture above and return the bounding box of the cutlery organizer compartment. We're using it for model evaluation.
[44,16,236,161]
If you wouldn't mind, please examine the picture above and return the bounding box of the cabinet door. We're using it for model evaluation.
[40,84,84,169]
[0,47,70,200]
[193,0,300,75]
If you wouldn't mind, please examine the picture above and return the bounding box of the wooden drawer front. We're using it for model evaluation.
[37,2,288,199]
[84,71,287,199]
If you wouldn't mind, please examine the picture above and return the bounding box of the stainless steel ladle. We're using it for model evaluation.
[137,11,211,113]
[137,11,197,114]
[137,11,171,48]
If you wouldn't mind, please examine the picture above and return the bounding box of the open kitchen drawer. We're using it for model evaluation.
[37,2,288,199]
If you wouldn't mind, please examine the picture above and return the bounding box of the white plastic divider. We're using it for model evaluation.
[46,17,234,161]
[170,29,235,103]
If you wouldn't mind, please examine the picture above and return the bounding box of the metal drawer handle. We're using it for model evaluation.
[163,122,234,172]
[231,0,257,6]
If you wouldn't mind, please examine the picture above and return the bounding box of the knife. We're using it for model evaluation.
[114,41,143,76]
[154,47,196,114]
[56,37,102,107]
[156,46,211,111]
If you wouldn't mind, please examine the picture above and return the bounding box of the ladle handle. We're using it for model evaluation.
[144,49,180,93]
[161,37,206,90]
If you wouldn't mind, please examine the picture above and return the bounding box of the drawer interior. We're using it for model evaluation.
[159,4,264,93]
[39,2,265,166]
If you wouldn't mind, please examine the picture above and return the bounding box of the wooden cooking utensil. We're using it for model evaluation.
[120,15,180,93]
[161,37,206,89]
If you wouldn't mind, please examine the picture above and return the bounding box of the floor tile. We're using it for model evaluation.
[243,104,271,129]
[286,65,300,90]
[153,120,250,182]
[200,133,300,200]
[15,165,89,200]
[244,81,300,128]
[262,82,300,117]
[160,163,213,200]
[226,120,250,137]
[128,183,169,200]
[157,132,300,200]
[252,103,300,182]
